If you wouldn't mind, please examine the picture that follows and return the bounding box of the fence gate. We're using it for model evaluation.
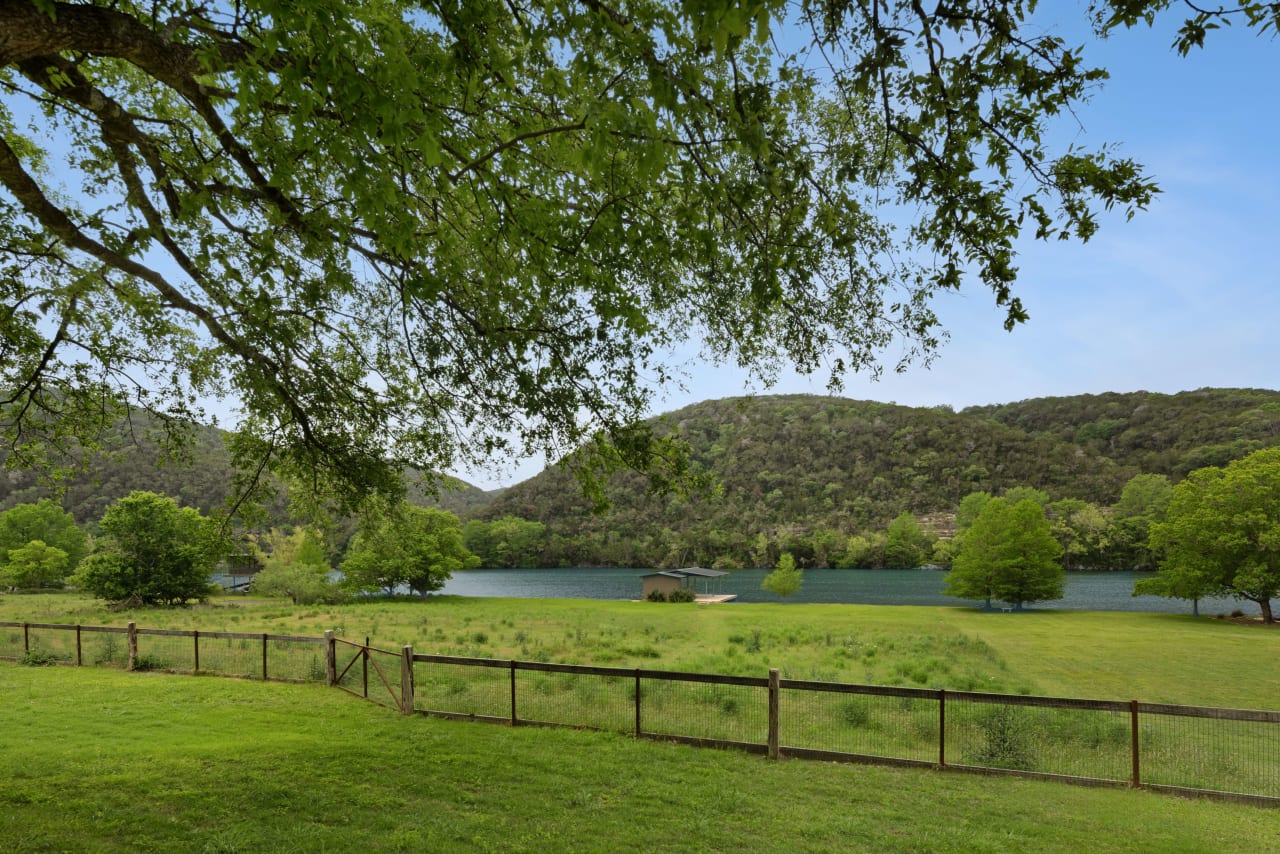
[333,638,403,711]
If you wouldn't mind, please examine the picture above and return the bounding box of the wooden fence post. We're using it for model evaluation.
[510,660,518,726]
[768,668,780,760]
[324,630,336,686]
[938,689,947,768]
[23,622,29,654]
[400,645,415,715]
[193,630,200,673]
[1130,700,1141,788]
[76,624,82,666]
[261,633,269,681]
[126,622,137,671]
[634,669,642,738]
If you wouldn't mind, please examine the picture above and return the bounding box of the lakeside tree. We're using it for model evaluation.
[342,505,479,596]
[1144,449,1280,623]
[249,526,342,605]
[946,499,1064,610]
[73,491,226,605]
[461,516,547,569]
[0,500,88,584]
[762,552,804,598]
[1,539,69,590]
[0,510,74,590]
[883,512,934,569]
[18,1,1270,505]
[1110,474,1174,570]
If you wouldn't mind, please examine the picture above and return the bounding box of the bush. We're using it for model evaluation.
[132,654,168,672]
[20,649,64,666]
[840,698,871,728]
[970,706,1035,771]
[668,588,696,603]
[646,590,667,602]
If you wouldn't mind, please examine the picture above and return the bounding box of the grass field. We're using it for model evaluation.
[4,592,1278,707]
[3,664,1279,853]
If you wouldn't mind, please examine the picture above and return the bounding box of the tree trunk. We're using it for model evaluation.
[1259,599,1274,624]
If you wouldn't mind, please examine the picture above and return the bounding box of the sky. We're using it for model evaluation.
[456,9,1280,491]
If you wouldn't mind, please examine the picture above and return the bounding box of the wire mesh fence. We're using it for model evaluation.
[780,682,938,765]
[638,671,769,746]
[2,620,1276,805]
[944,694,1133,782]
[1137,703,1280,799]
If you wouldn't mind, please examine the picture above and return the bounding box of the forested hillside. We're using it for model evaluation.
[963,389,1280,476]
[473,395,1138,567]
[0,415,493,528]
[5,389,1277,569]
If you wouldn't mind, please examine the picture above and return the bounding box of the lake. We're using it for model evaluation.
[437,567,1257,615]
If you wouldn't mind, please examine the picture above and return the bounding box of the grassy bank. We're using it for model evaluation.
[4,592,1277,708]
[2,664,1277,853]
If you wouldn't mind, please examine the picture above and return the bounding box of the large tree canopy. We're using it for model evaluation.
[1145,448,1280,623]
[1,0,1273,504]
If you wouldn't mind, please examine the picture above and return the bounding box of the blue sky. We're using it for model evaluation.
[459,11,1280,490]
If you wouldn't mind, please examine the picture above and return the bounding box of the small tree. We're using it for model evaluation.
[251,563,343,605]
[762,552,804,598]
[73,492,226,606]
[342,504,480,595]
[946,499,1064,610]
[249,526,341,604]
[0,500,87,584]
[883,512,934,568]
[1,540,70,590]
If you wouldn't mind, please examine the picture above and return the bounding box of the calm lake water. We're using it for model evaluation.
[437,567,1257,615]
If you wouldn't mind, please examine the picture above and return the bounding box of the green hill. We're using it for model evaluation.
[7,388,1279,568]
[475,395,1139,567]
[962,388,1280,476]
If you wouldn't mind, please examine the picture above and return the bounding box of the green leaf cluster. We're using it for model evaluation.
[340,504,479,595]
[72,491,227,605]
[1145,448,1280,622]
[10,0,1253,507]
[945,499,1064,609]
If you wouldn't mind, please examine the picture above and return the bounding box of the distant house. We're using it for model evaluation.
[641,566,728,600]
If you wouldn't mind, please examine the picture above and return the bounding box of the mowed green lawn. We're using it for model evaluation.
[3,664,1279,853]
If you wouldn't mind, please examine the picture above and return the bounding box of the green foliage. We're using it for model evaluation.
[762,552,804,598]
[667,588,696,603]
[967,389,1280,479]
[1,539,70,590]
[8,0,1232,508]
[481,396,1135,568]
[19,648,64,666]
[883,512,935,568]
[341,503,479,595]
[250,563,344,606]
[0,500,86,587]
[1145,448,1280,622]
[970,706,1035,771]
[946,499,1064,609]
[73,491,226,606]
[646,590,667,602]
[461,516,547,568]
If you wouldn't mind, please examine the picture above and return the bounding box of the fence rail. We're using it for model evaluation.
[2,620,1275,806]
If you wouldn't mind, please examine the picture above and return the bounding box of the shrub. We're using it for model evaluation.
[668,588,696,603]
[970,706,1035,771]
[132,654,169,672]
[646,590,667,602]
[20,649,63,666]
[840,698,871,728]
